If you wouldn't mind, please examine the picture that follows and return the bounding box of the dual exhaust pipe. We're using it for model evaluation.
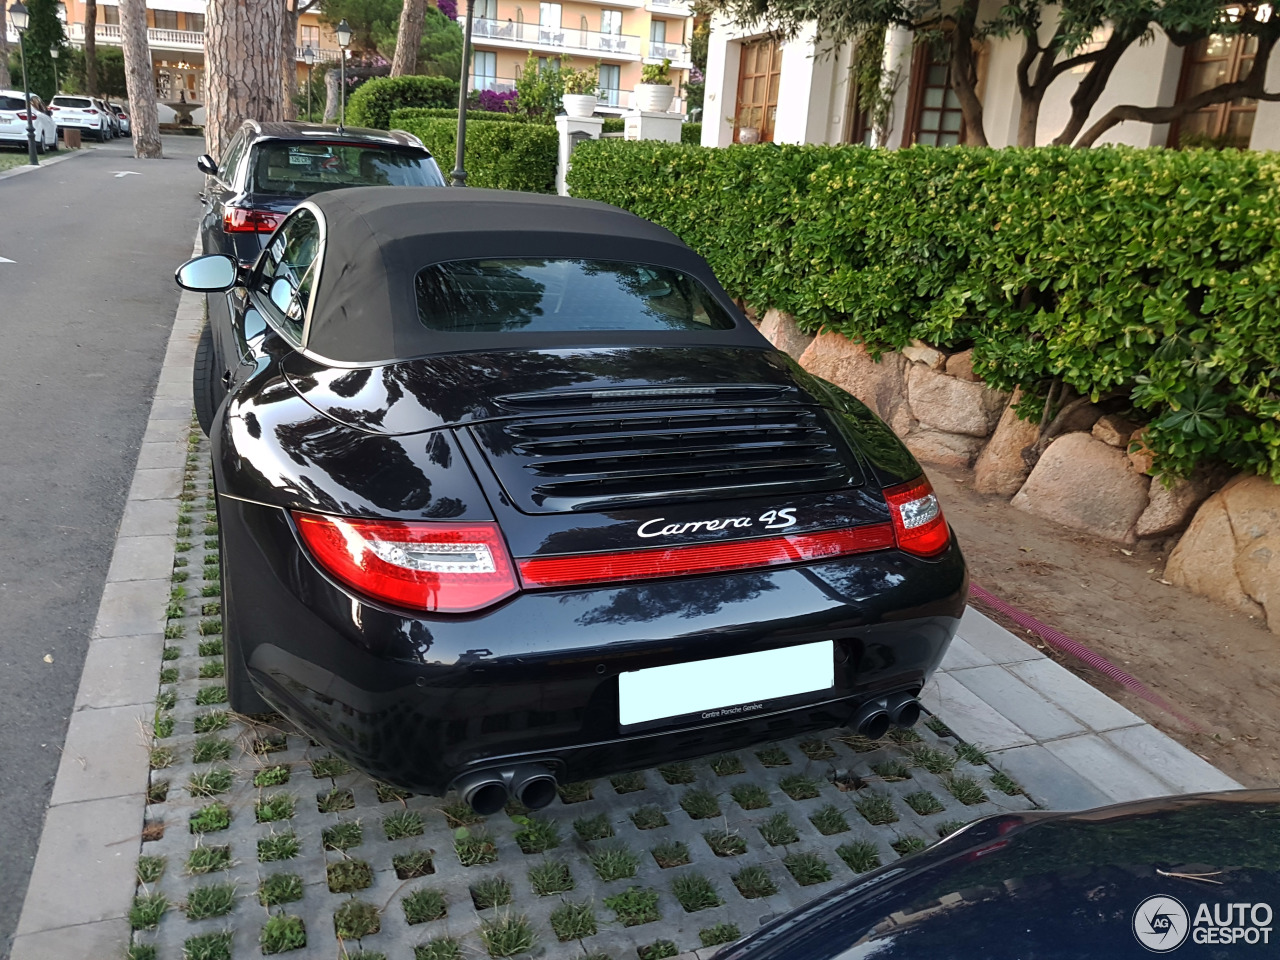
[455,763,558,816]
[854,691,922,740]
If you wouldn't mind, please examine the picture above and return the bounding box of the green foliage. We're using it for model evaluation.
[567,142,1280,482]
[371,6,463,78]
[640,58,672,85]
[390,107,526,126]
[562,60,600,95]
[513,51,564,121]
[346,74,460,130]
[396,116,557,192]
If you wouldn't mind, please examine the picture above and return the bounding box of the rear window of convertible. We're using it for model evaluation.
[414,258,736,333]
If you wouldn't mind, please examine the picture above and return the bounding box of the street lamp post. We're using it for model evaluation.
[450,0,476,186]
[335,19,351,130]
[50,46,59,95]
[8,2,38,166]
[302,45,315,121]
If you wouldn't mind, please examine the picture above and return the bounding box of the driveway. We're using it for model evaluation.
[0,134,204,955]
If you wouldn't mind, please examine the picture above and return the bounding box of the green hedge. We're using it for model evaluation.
[680,122,701,145]
[390,107,527,126]
[567,141,1280,481]
[346,76,459,130]
[394,117,557,193]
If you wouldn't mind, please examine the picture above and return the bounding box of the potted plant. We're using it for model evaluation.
[562,62,600,118]
[635,58,674,112]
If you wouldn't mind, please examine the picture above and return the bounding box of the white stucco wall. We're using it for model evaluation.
[1250,44,1280,150]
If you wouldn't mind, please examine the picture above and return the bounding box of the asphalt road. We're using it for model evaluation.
[0,135,204,955]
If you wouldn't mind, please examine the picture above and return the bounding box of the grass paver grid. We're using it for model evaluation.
[128,426,1036,959]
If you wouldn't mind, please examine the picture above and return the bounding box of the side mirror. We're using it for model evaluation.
[196,154,218,176]
[175,255,239,292]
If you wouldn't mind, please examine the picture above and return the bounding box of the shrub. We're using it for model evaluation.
[347,75,460,130]
[567,142,1280,482]
[390,107,527,127]
[393,117,557,192]
[681,122,702,144]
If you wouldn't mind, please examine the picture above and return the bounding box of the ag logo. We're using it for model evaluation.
[1133,895,1190,953]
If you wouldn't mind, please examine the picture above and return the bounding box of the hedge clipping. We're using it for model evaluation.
[567,141,1280,481]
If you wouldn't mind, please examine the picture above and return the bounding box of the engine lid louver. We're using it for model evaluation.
[469,406,862,513]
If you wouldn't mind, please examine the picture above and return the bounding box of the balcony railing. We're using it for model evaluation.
[51,23,338,63]
[298,46,341,63]
[646,0,693,11]
[647,40,691,63]
[472,18,642,57]
[473,76,517,93]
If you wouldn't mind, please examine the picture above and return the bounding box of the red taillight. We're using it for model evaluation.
[518,525,895,589]
[87,108,99,114]
[48,106,59,111]
[223,207,287,233]
[294,513,519,613]
[884,476,951,557]
[16,112,28,120]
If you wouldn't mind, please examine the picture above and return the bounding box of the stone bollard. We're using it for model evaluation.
[555,115,603,197]
[63,128,82,149]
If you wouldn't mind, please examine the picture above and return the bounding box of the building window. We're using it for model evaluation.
[539,2,561,26]
[904,44,965,146]
[473,50,497,90]
[650,19,666,43]
[153,9,179,30]
[300,24,319,48]
[600,63,620,106]
[1170,33,1259,148]
[478,0,498,19]
[186,12,205,33]
[100,5,119,24]
[600,9,621,35]
[734,38,780,143]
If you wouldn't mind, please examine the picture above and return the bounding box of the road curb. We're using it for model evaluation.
[0,145,94,182]
[8,234,202,960]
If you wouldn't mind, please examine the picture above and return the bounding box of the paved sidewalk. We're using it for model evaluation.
[6,280,1241,960]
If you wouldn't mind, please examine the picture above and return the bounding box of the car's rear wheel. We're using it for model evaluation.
[219,499,272,716]
[193,320,225,437]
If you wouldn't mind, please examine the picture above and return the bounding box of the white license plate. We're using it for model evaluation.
[618,641,835,727]
[0,118,14,124]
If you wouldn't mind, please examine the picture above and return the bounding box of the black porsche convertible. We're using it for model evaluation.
[176,188,967,813]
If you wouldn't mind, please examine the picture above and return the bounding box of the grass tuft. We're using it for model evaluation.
[937,818,971,837]
[732,865,777,899]
[309,754,352,778]
[703,828,747,857]
[870,759,911,782]
[798,739,836,761]
[730,782,771,810]
[638,941,678,960]
[926,715,956,737]
[528,859,574,895]
[610,770,646,793]
[322,820,363,851]
[671,872,722,912]
[334,900,381,939]
[260,914,306,955]
[991,770,1023,796]
[944,774,988,806]
[383,808,426,840]
[513,815,560,853]
[700,922,742,947]
[317,787,355,813]
[137,854,167,884]
[191,736,232,764]
[392,849,435,879]
[198,660,224,679]
[709,753,746,776]
[186,882,236,920]
[255,792,296,822]
[455,831,498,866]
[656,762,695,784]
[603,886,660,926]
[630,805,668,830]
[651,839,690,868]
[470,876,513,910]
[755,745,791,767]
[182,931,233,960]
[759,812,800,846]
[162,645,181,661]
[779,774,821,800]
[441,800,483,827]
[906,745,957,774]
[189,801,231,833]
[193,711,230,734]
[892,834,929,856]
[186,843,231,875]
[810,804,851,836]
[679,788,720,820]
[258,831,300,862]
[129,893,168,930]
[837,839,881,873]
[258,872,304,906]
[253,764,291,787]
[556,780,594,803]
[854,789,899,825]
[153,714,175,738]
[904,790,946,816]
[573,812,613,841]
[478,912,536,958]
[375,781,413,802]
[147,779,170,804]
[403,888,448,924]
[550,900,597,941]
[888,726,923,744]
[414,938,461,960]
[149,746,175,770]
[326,859,373,893]
[955,742,988,765]
[783,851,833,886]
[589,844,640,881]
[194,685,228,705]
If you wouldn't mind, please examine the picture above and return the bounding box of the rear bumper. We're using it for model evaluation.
[222,497,967,794]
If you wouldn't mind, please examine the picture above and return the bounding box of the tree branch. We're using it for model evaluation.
[1074,30,1279,147]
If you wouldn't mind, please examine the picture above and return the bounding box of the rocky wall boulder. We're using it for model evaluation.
[797,332,908,426]
[907,364,1009,438]
[758,309,815,360]
[1166,475,1280,632]
[1011,432,1151,542]
[905,430,986,469]
[974,390,1041,495]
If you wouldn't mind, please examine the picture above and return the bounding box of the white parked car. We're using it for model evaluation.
[0,90,57,152]
[49,94,110,141]
[110,102,130,135]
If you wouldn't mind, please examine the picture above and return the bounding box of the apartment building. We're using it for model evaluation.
[459,0,695,115]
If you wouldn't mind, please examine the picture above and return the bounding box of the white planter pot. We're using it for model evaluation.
[563,94,598,118]
[634,83,675,113]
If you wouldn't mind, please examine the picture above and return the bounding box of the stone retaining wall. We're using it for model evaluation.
[758,311,1280,635]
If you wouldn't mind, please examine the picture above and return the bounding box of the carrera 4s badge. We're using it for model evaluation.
[637,509,798,539]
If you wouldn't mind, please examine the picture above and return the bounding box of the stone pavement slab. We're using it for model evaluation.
[948,664,1086,741]
[921,673,1036,751]
[1104,725,1241,794]
[1043,734,1178,803]
[1007,657,1143,733]
[49,702,152,806]
[93,578,171,639]
[9,917,132,960]
[74,634,165,710]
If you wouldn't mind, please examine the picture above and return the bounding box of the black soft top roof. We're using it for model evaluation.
[303,187,760,364]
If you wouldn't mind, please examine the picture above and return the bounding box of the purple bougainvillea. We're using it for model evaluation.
[437,0,458,20]
[475,89,518,112]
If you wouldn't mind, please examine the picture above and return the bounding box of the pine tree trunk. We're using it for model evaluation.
[85,0,99,96]
[0,2,10,90]
[391,0,426,76]
[280,1,299,120]
[118,0,162,157]
[323,66,340,120]
[205,0,286,158]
